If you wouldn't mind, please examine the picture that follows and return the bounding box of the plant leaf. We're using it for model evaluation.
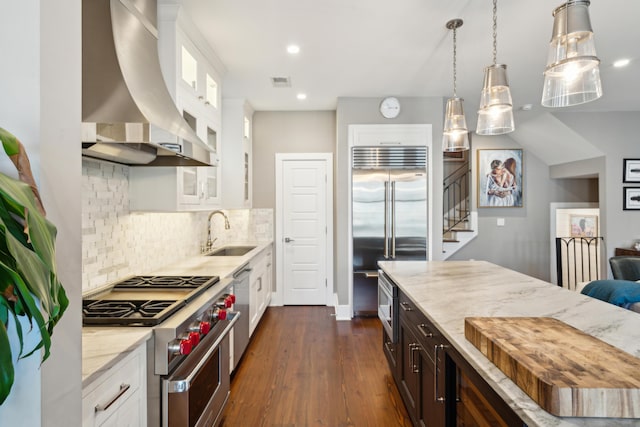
[0,261,47,359]
[0,127,20,157]
[0,312,15,405]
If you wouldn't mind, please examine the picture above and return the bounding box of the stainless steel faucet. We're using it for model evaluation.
[205,210,231,252]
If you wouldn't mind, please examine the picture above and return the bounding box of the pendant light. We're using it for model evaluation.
[541,0,602,108]
[443,19,470,152]
[476,0,514,135]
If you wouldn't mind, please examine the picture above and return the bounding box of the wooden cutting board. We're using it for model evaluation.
[464,317,640,418]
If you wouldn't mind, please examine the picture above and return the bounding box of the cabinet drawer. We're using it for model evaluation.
[82,346,143,426]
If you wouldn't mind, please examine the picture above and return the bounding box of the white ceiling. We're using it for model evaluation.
[181,0,640,129]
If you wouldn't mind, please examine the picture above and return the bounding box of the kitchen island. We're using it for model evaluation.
[378,260,640,427]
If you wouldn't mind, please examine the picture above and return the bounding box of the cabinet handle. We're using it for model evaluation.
[434,344,446,402]
[257,277,262,292]
[418,323,433,338]
[409,343,420,374]
[384,341,394,353]
[408,343,415,372]
[400,302,412,312]
[94,383,131,412]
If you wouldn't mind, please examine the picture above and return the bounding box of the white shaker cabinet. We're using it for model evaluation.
[249,245,272,335]
[82,343,147,427]
[129,5,223,212]
[222,99,253,208]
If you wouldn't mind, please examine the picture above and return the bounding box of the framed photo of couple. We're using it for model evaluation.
[477,149,523,208]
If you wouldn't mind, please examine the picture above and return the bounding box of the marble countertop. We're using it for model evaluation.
[82,240,272,388]
[378,260,640,427]
[82,327,152,387]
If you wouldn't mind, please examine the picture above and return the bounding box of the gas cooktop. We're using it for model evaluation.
[82,275,220,326]
[82,299,184,326]
[112,275,216,290]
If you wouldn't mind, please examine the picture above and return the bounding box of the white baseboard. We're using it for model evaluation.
[333,293,352,320]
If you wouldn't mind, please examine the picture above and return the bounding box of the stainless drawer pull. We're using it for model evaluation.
[400,302,412,312]
[410,343,421,373]
[434,344,446,402]
[95,383,131,412]
[418,323,433,338]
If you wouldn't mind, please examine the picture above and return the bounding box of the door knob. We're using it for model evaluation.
[284,237,294,242]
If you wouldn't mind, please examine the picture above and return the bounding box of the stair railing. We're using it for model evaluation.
[555,236,605,290]
[443,162,471,236]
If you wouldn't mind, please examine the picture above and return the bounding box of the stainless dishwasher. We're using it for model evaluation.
[231,263,251,369]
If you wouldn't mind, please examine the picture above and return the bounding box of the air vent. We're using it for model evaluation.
[271,76,291,88]
[352,147,427,169]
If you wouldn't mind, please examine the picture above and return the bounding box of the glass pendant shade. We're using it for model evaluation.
[477,64,514,135]
[443,97,470,152]
[541,0,602,107]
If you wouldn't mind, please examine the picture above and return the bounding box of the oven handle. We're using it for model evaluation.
[166,312,240,393]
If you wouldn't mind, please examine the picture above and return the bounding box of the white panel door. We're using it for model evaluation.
[282,160,327,305]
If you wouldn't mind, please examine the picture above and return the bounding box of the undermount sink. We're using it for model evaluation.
[206,245,256,257]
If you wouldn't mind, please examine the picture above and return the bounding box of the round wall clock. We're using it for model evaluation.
[380,97,401,119]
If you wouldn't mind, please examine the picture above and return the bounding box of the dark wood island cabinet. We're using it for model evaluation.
[387,284,526,427]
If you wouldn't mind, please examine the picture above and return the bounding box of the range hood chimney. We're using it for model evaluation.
[82,0,212,166]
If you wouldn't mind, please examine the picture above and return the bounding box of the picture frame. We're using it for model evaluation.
[569,214,598,237]
[623,187,640,211]
[477,149,523,208]
[623,159,640,183]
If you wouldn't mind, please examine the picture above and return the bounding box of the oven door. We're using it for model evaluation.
[377,271,397,343]
[162,313,240,427]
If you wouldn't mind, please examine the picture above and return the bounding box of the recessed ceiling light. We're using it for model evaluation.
[297,93,307,100]
[287,44,300,55]
[613,58,630,68]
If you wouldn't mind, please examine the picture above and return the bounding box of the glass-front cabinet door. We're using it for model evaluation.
[179,166,201,205]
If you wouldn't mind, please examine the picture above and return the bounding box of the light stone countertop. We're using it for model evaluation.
[378,260,640,427]
[82,240,273,388]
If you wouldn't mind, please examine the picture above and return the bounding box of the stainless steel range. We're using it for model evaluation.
[83,275,240,427]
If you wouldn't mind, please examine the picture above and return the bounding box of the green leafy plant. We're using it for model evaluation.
[0,127,68,405]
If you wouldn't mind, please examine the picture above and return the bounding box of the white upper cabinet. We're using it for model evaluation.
[130,4,225,211]
[222,99,253,208]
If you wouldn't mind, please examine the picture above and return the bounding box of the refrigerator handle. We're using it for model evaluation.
[391,181,396,259]
[384,181,389,259]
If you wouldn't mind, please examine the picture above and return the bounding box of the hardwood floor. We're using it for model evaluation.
[220,306,412,427]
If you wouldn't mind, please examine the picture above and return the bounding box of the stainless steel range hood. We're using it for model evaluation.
[82,0,212,166]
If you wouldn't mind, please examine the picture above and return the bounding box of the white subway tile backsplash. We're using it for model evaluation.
[82,159,273,292]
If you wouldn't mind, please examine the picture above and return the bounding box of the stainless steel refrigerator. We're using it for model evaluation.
[352,146,428,316]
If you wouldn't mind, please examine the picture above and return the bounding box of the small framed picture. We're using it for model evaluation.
[477,149,523,208]
[623,187,640,211]
[623,159,640,183]
[569,214,598,237]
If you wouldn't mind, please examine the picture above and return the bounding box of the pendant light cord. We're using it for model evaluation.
[452,26,458,96]
[492,0,498,65]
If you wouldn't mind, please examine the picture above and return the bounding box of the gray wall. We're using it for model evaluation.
[252,111,336,209]
[554,112,640,260]
[0,0,82,425]
[335,97,445,305]
[449,133,598,280]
